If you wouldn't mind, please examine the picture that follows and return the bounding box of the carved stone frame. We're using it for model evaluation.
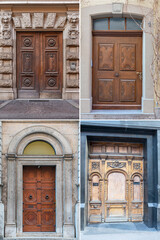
[5,126,74,238]
[81,3,154,115]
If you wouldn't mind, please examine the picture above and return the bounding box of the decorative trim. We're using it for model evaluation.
[107,160,126,168]
[1,12,12,39]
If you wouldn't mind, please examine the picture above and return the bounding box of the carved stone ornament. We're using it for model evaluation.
[133,163,141,170]
[107,160,126,169]
[92,162,100,171]
[1,12,12,39]
[112,3,123,16]
[67,12,79,39]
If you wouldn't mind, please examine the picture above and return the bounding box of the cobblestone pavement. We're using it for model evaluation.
[0,100,79,119]
[81,223,160,240]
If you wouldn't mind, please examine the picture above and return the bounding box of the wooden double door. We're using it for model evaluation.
[23,166,56,232]
[88,142,144,223]
[17,32,63,99]
[92,32,142,109]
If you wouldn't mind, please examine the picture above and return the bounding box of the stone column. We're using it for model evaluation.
[63,154,75,238]
[157,130,160,230]
[5,154,16,237]
[0,122,4,238]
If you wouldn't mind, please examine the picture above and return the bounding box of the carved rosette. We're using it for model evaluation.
[1,12,12,39]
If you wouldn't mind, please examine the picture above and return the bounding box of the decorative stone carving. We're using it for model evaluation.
[0,39,12,46]
[0,52,12,60]
[13,16,21,28]
[67,12,79,39]
[33,13,44,28]
[0,80,12,88]
[54,16,67,28]
[112,3,123,16]
[92,162,100,171]
[1,12,12,39]
[0,66,12,74]
[21,13,32,28]
[45,13,56,28]
[133,163,141,170]
[107,160,126,168]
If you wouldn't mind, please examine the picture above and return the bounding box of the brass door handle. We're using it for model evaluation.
[136,72,142,80]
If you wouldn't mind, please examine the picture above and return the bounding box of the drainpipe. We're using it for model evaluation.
[75,122,80,240]
[0,122,4,239]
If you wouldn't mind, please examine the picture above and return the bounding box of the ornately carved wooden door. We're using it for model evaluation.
[23,166,56,232]
[92,32,142,109]
[88,142,144,223]
[17,32,62,99]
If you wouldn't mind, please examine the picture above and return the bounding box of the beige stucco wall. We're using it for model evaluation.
[1,120,79,237]
[81,0,154,8]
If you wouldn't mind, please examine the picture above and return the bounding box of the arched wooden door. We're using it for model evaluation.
[88,142,144,223]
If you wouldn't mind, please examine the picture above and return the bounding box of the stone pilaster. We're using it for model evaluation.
[63,154,75,238]
[0,122,4,238]
[157,130,160,230]
[5,154,16,237]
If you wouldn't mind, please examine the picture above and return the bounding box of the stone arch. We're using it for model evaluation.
[7,125,72,156]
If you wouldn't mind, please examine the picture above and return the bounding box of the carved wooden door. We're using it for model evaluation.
[17,32,63,99]
[23,166,56,232]
[92,32,142,109]
[88,142,144,223]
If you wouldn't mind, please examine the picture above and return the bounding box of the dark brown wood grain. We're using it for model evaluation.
[23,166,56,232]
[92,31,142,110]
[17,32,63,99]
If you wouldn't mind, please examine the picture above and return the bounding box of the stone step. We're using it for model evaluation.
[4,238,76,240]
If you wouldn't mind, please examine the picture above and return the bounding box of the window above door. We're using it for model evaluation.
[93,17,142,31]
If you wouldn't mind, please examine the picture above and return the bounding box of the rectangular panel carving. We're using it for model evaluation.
[98,44,114,70]
[22,52,33,73]
[45,52,58,73]
[120,79,136,102]
[98,79,114,102]
[120,44,136,71]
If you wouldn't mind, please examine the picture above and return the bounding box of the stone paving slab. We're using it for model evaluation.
[0,100,79,119]
[81,223,159,240]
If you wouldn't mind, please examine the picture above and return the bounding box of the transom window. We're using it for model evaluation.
[23,140,56,155]
[93,17,142,31]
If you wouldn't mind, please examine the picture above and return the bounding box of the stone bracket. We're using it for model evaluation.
[112,3,124,17]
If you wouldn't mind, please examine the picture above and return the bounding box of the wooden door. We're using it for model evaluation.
[17,32,63,99]
[92,32,142,109]
[23,166,56,232]
[88,142,144,223]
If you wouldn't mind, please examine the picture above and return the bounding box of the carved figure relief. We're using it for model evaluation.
[107,160,126,168]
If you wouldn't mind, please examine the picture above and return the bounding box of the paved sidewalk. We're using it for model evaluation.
[0,99,79,119]
[81,223,160,240]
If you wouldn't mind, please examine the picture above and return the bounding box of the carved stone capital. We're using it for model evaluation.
[6,154,17,161]
[1,12,12,39]
[67,12,79,39]
[67,12,79,28]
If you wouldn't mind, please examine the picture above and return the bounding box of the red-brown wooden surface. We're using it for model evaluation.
[17,32,63,99]
[23,166,56,232]
[92,31,142,110]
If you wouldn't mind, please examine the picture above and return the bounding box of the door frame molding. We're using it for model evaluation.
[81,3,154,114]
[81,122,158,230]
[5,126,75,238]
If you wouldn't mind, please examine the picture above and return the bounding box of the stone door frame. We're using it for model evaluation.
[0,9,79,100]
[5,126,75,238]
[81,3,154,114]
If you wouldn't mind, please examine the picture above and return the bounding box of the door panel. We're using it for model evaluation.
[88,142,144,223]
[23,166,56,232]
[17,32,63,99]
[92,32,142,109]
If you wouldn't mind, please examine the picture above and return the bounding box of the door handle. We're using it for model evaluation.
[136,72,142,80]
[115,73,119,77]
[45,195,49,199]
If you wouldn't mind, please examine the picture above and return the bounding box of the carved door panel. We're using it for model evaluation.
[17,32,62,99]
[92,32,142,109]
[88,142,144,223]
[23,166,56,232]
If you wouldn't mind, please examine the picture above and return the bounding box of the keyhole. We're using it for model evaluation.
[29,195,32,199]
[45,195,49,199]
